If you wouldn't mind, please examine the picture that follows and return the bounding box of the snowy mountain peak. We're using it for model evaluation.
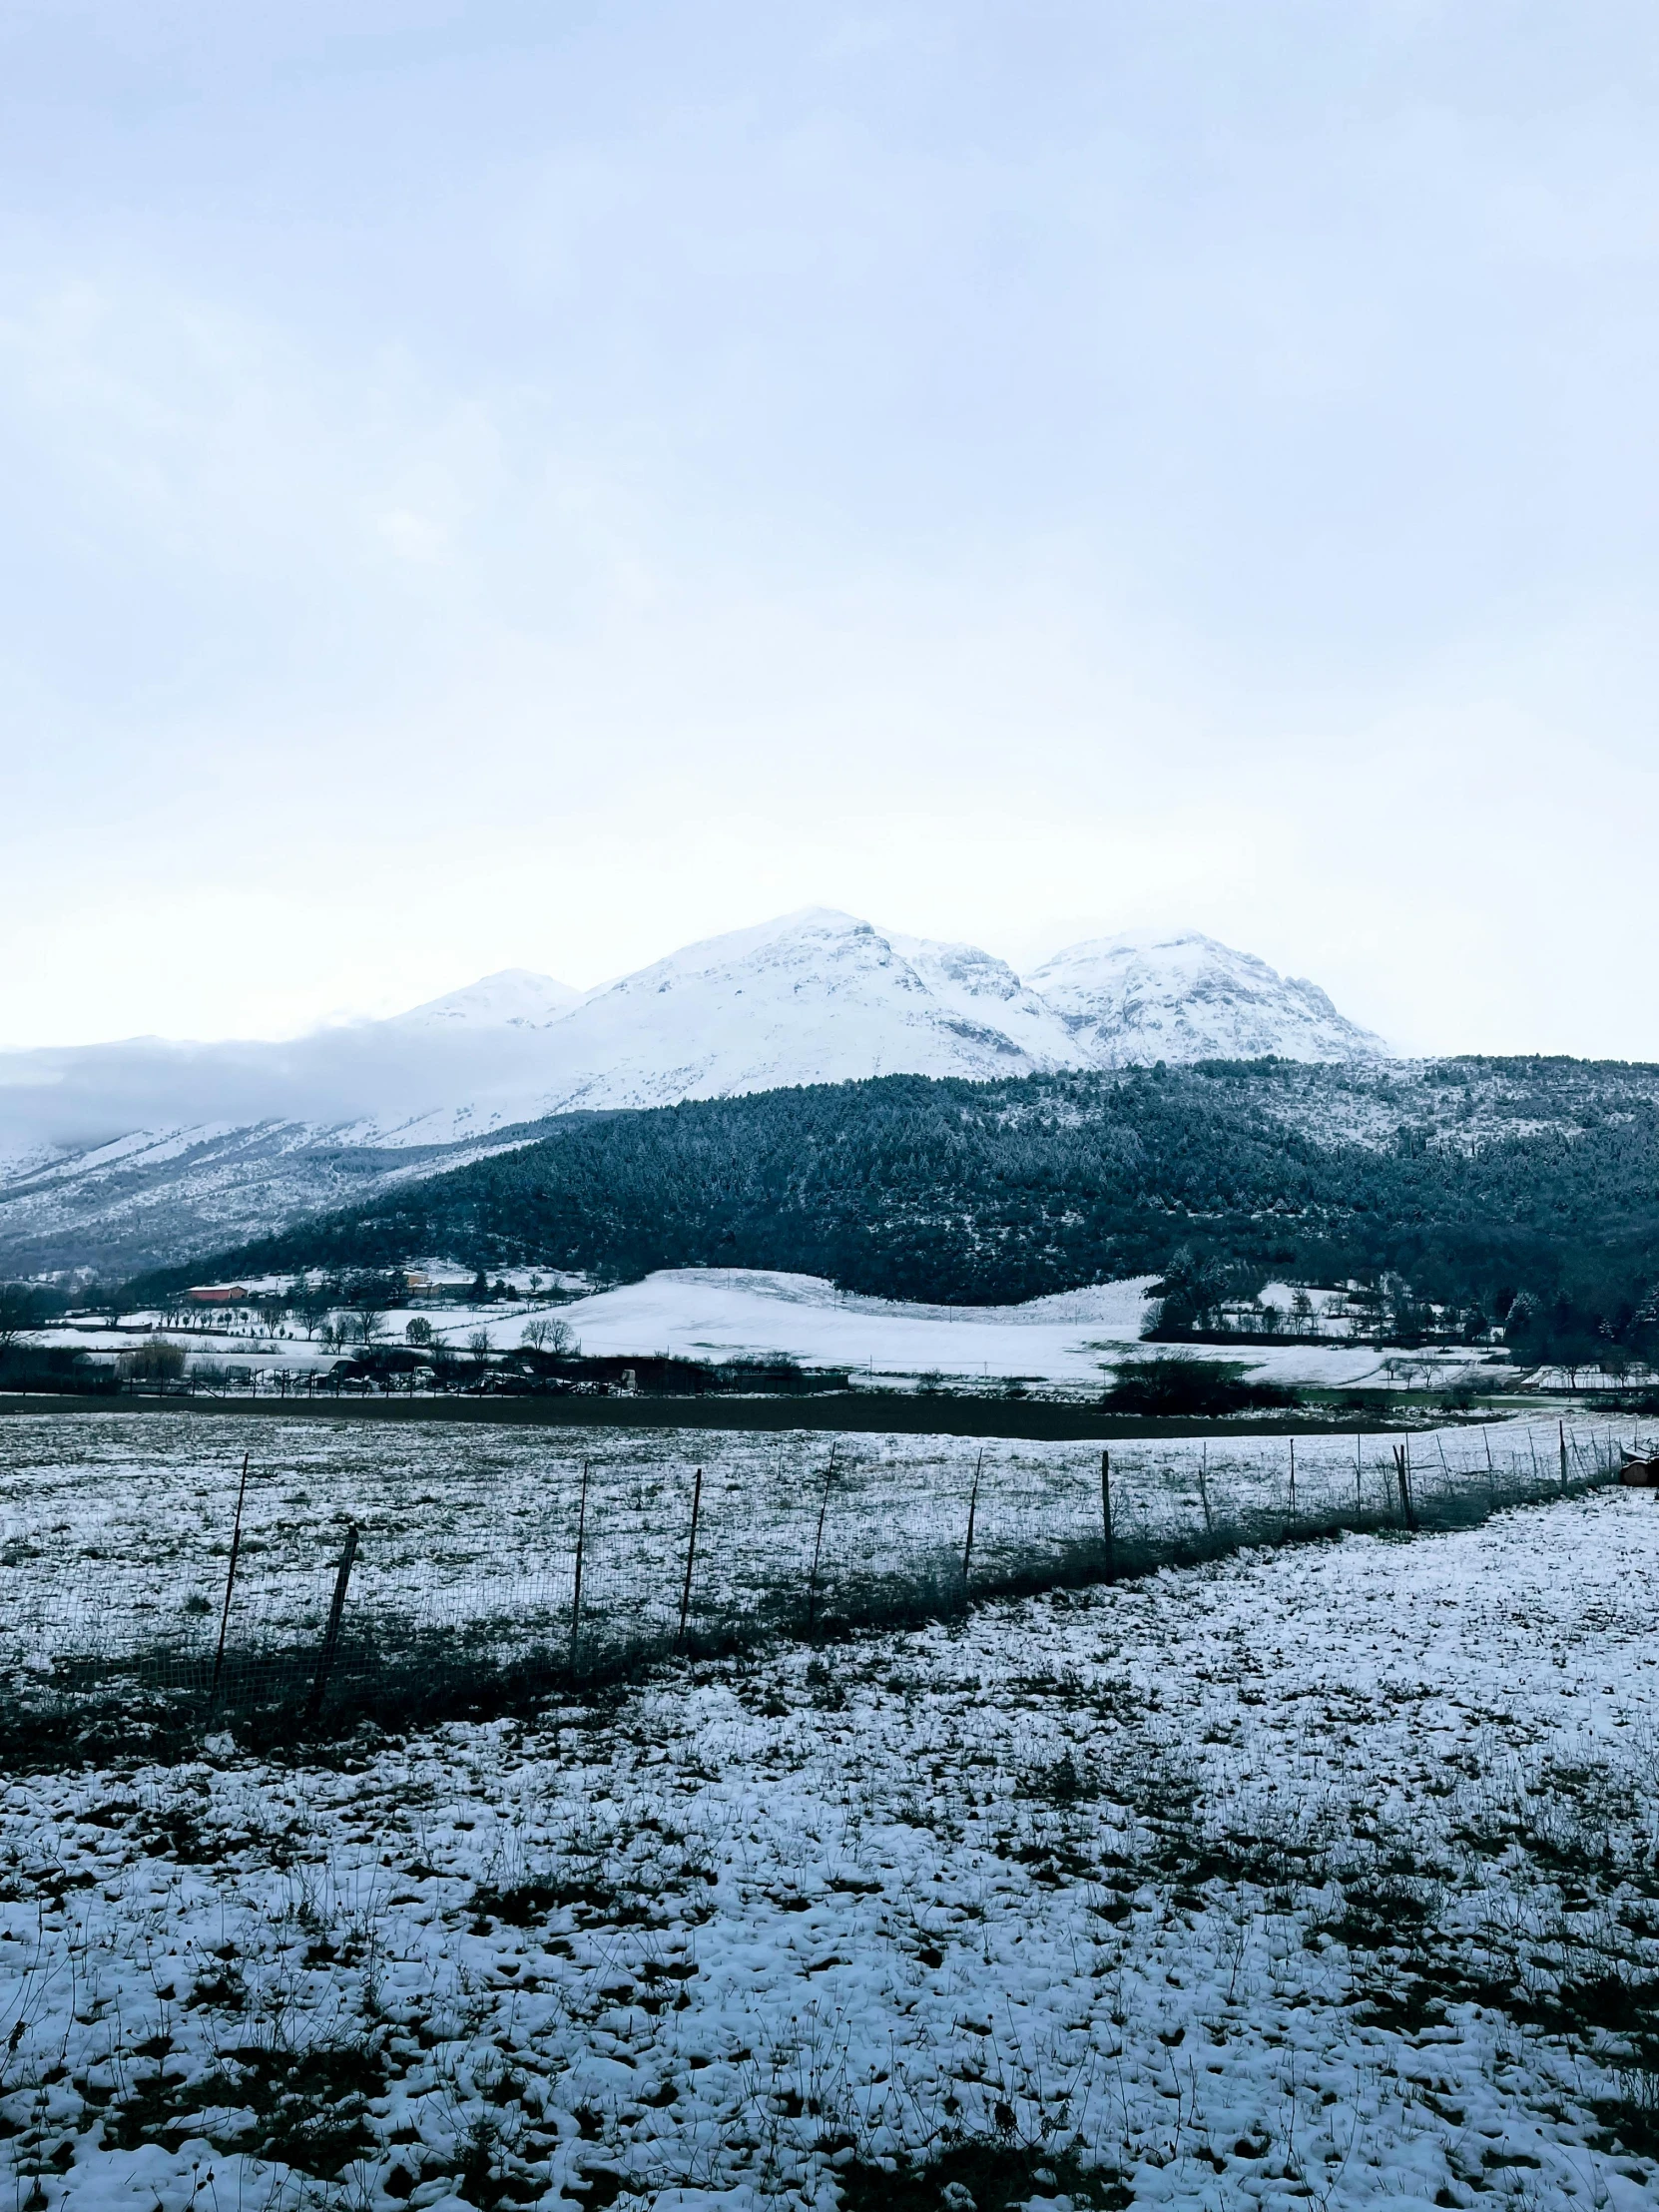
[394,968,582,1030]
[1024,928,1388,1064]
[599,907,890,995]
[508,909,1079,1125]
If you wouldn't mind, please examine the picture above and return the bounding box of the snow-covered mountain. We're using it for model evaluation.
[1026,929,1387,1065]
[390,970,583,1032]
[386,909,1085,1139]
[380,913,1382,1139]
[0,910,1387,1276]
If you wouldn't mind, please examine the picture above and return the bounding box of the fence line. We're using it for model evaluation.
[0,1417,1638,1744]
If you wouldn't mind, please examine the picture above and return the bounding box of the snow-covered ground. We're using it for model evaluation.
[0,1407,1625,1696]
[3,1487,1657,2210]
[24,1269,1507,1392]
[414,1272,1500,1393]
[444,1271,1162,1384]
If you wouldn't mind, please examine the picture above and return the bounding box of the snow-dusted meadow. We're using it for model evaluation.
[3,1487,1658,2211]
[35,1268,1506,1396]
[0,1407,1629,1714]
[440,1272,1464,1392]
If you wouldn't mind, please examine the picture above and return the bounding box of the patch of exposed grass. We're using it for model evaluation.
[835,2139,1131,2210]
[104,2036,387,2178]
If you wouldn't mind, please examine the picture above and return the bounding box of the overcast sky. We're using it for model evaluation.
[4,2,1658,1056]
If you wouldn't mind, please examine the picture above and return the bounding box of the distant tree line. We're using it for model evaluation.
[114,1062,1659,1368]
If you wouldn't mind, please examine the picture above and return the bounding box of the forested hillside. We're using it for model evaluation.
[127,1060,1659,1359]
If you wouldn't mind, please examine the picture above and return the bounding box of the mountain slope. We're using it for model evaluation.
[1027,929,1387,1064]
[129,1058,1659,1333]
[0,912,1390,1276]
[0,1116,580,1285]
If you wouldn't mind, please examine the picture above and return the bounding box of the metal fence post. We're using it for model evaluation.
[1288,1436,1297,1528]
[805,1444,838,1635]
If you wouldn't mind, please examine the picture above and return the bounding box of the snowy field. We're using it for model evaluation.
[404,1271,1501,1391]
[3,1488,1658,2211]
[460,1272,1159,1384]
[37,1270,1505,1394]
[0,1408,1625,1697]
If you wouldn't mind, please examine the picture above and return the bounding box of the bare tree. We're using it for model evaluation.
[521,1317,575,1356]
[405,1316,434,1348]
[341,1273,392,1349]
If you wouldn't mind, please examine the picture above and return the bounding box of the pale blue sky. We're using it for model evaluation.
[4,3,1658,1052]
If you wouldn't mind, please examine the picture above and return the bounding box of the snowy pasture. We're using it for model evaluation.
[448,1272,1159,1385]
[28,1268,1502,1394]
[2,1489,1658,2210]
[437,1271,1492,1393]
[0,1407,1631,1724]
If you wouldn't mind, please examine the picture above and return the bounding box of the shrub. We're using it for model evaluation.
[118,1337,188,1382]
[1101,1352,1297,1417]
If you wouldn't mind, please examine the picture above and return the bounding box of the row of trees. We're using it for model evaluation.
[260,1281,582,1367]
[1,1268,584,1375]
[1150,1251,1463,1346]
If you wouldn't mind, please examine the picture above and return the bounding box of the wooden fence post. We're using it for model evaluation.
[1288,1436,1297,1526]
[677,1467,703,1650]
[1101,1449,1115,1582]
[569,1460,590,1671]
[961,1449,983,1599]
[1559,1419,1568,1496]
[1393,1442,1417,1532]
[305,1522,358,1725]
[210,1450,251,1706]
[1197,1442,1213,1538]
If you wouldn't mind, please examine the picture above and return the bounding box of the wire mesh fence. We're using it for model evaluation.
[0,1410,1638,1747]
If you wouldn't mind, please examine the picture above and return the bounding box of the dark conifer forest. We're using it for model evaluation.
[125,1060,1659,1363]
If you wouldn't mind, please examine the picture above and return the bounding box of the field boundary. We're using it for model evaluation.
[0,1407,1628,1761]
[0,1386,1484,1440]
